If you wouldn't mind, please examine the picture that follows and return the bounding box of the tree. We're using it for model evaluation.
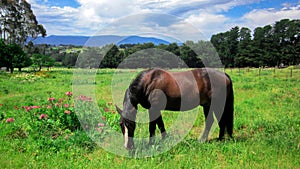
[10,43,31,72]
[0,0,46,45]
[31,54,54,71]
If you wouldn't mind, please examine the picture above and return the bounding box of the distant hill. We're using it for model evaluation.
[31,35,170,46]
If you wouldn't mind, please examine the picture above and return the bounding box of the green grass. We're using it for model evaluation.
[0,68,299,168]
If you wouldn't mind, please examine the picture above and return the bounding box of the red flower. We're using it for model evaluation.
[31,106,40,109]
[64,104,69,108]
[98,123,105,127]
[39,114,48,120]
[48,98,55,101]
[6,118,14,123]
[22,106,32,111]
[65,92,73,97]
[64,110,71,115]
[78,95,93,102]
[95,127,102,133]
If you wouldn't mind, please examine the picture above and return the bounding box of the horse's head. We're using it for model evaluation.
[116,90,137,150]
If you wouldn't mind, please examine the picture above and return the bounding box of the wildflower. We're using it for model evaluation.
[47,105,52,109]
[22,106,31,112]
[31,106,40,109]
[98,123,105,127]
[102,117,106,121]
[14,106,19,110]
[104,108,110,112]
[0,104,4,106]
[6,118,14,123]
[39,114,48,120]
[64,110,71,115]
[48,98,55,101]
[65,92,73,97]
[58,98,64,103]
[78,95,92,102]
[95,127,102,133]
[64,104,69,108]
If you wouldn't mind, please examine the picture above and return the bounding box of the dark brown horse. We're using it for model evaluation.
[116,68,234,149]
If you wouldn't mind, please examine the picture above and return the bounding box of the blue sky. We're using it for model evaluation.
[27,0,300,41]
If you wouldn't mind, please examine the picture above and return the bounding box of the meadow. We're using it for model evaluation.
[0,68,299,168]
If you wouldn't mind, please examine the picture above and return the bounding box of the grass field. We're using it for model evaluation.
[0,68,299,168]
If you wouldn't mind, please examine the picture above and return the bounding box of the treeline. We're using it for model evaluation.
[38,41,218,69]
[1,19,300,72]
[211,19,300,67]
[0,40,54,73]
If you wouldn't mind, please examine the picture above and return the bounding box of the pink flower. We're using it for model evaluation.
[31,106,40,109]
[64,110,71,115]
[65,92,73,97]
[22,106,32,111]
[98,123,105,127]
[39,114,48,120]
[95,127,102,133]
[47,105,52,109]
[78,95,93,102]
[6,118,14,123]
[64,104,69,108]
[48,98,55,101]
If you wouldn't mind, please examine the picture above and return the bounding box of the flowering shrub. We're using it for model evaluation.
[21,91,81,132]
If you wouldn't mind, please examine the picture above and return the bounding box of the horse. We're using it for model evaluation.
[116,68,234,149]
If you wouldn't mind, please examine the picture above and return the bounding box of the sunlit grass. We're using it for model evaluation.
[0,68,299,168]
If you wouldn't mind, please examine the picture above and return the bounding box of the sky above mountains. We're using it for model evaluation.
[27,0,300,41]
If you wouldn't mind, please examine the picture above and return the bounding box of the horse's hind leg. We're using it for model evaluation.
[200,104,214,142]
[218,117,226,140]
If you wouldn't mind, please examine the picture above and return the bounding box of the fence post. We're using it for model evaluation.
[290,68,293,78]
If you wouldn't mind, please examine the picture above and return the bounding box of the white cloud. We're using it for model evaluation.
[241,5,300,30]
[27,0,300,40]
[185,12,230,39]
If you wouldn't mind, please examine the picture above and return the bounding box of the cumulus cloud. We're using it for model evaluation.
[27,0,300,40]
[241,5,300,30]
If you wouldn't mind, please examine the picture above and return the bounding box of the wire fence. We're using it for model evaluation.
[225,67,300,79]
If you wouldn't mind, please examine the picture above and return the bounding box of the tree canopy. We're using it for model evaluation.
[211,19,300,67]
[0,0,46,45]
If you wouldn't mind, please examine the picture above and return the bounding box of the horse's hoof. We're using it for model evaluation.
[199,137,207,143]
[161,132,167,140]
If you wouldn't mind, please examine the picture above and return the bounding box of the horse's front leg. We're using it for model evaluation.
[148,109,166,145]
[156,114,167,139]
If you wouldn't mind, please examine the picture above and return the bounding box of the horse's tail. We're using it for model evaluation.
[224,74,234,137]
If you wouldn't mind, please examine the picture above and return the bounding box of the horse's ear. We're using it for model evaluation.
[115,105,122,115]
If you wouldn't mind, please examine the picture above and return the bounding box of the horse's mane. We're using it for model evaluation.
[128,68,159,108]
[129,69,150,92]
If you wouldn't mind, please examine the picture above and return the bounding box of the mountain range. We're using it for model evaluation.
[31,35,171,46]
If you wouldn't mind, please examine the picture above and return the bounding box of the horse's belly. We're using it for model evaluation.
[165,97,199,111]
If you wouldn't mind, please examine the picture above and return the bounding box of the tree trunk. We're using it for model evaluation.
[10,67,14,73]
